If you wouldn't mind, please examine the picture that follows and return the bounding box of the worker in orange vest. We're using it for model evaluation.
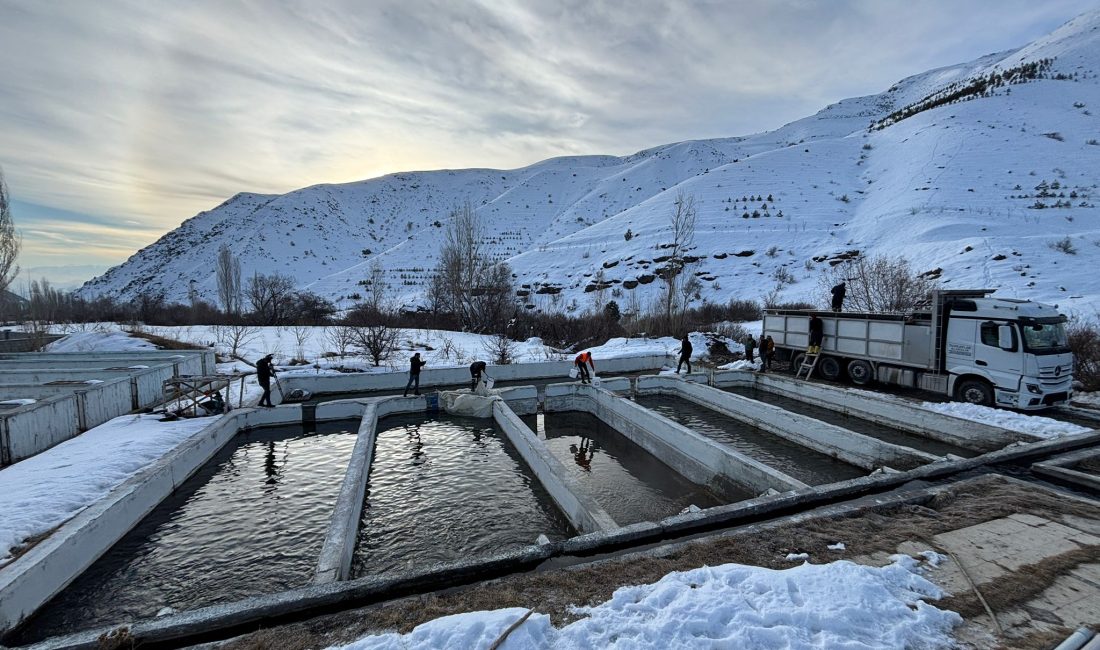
[574,350,596,384]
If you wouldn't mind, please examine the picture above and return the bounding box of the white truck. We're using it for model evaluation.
[763,289,1073,409]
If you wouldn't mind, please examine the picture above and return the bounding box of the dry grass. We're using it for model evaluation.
[222,476,1100,650]
[125,330,204,351]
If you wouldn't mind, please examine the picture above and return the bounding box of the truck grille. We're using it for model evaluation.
[1038,364,1072,386]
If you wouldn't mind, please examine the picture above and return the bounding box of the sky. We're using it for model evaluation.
[0,0,1095,288]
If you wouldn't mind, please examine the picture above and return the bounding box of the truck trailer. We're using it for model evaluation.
[762,289,1073,410]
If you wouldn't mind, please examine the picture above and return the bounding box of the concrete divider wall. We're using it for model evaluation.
[0,351,213,376]
[719,371,1025,451]
[314,403,376,584]
[0,395,80,466]
[544,383,805,495]
[492,400,618,534]
[0,366,176,410]
[0,402,364,634]
[277,355,670,399]
[638,376,940,471]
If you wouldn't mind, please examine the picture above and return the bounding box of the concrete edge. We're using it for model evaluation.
[313,403,376,585]
[747,372,1027,450]
[0,405,370,635]
[647,377,942,470]
[1031,463,1100,492]
[492,401,618,533]
[580,385,808,495]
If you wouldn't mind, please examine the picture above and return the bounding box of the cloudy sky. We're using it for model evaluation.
[0,0,1094,286]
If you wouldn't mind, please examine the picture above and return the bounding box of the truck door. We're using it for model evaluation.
[976,320,1022,393]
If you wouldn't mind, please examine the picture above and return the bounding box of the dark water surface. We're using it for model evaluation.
[15,420,360,642]
[522,411,724,525]
[634,395,866,486]
[351,414,572,578]
[723,386,977,458]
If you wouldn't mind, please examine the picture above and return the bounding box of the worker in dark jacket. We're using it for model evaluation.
[808,314,824,354]
[676,334,693,373]
[744,335,755,363]
[758,333,771,372]
[256,354,276,407]
[403,353,427,397]
[470,360,487,391]
[831,282,847,312]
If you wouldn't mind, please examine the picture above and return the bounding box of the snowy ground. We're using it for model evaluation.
[329,554,960,650]
[920,401,1092,438]
[0,414,215,567]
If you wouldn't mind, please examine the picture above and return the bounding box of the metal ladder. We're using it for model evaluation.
[795,353,819,380]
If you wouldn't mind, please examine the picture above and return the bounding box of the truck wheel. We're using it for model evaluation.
[818,356,843,381]
[848,359,874,385]
[956,379,994,406]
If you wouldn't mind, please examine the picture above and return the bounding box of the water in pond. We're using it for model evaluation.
[723,386,978,458]
[15,420,360,642]
[522,412,724,525]
[634,395,866,486]
[351,414,572,578]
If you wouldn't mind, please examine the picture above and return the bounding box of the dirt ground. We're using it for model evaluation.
[215,474,1100,650]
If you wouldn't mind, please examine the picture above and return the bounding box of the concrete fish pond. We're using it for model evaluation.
[2,360,1097,648]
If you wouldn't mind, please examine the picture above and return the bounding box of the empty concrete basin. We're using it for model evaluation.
[633,395,866,486]
[722,386,978,458]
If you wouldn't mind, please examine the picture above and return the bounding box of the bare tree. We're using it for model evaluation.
[661,192,697,329]
[215,322,260,357]
[819,255,939,313]
[350,323,400,366]
[365,260,388,314]
[291,323,311,363]
[216,244,242,316]
[432,202,514,330]
[323,325,355,357]
[482,332,517,365]
[247,272,296,324]
[23,278,61,346]
[0,168,21,322]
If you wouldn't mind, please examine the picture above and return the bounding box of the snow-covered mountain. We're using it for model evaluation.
[81,10,1100,315]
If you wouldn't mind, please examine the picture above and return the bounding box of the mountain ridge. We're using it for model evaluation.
[80,10,1100,315]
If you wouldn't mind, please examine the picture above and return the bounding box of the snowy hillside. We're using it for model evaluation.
[81,10,1100,315]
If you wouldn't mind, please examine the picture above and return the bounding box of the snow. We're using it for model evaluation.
[785,552,810,561]
[329,554,961,650]
[920,401,1091,438]
[45,330,158,353]
[0,398,36,407]
[0,414,214,567]
[828,542,847,551]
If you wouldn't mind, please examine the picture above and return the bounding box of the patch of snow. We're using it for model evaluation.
[920,551,946,567]
[330,555,961,650]
[828,542,847,551]
[83,379,104,384]
[0,414,214,567]
[46,330,158,353]
[0,399,37,407]
[920,401,1090,438]
[785,552,810,561]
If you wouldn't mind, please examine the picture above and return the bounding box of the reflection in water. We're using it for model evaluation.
[352,414,573,579]
[569,438,595,471]
[14,421,360,643]
[524,411,728,525]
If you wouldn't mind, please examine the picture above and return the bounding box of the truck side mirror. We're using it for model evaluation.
[998,325,1015,351]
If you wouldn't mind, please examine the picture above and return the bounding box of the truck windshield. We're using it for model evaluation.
[1020,321,1069,353]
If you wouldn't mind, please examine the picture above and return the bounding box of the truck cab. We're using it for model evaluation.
[944,297,1073,409]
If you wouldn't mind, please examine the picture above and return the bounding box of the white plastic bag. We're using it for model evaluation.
[569,367,579,379]
[484,376,495,390]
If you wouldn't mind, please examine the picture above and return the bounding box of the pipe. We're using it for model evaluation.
[1054,627,1096,650]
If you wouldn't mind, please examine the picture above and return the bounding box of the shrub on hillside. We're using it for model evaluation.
[1068,316,1100,392]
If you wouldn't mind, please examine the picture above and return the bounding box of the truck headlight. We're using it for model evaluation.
[1026,383,1042,394]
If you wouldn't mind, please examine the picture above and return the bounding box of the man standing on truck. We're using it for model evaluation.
[808,314,824,354]
[831,282,846,312]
